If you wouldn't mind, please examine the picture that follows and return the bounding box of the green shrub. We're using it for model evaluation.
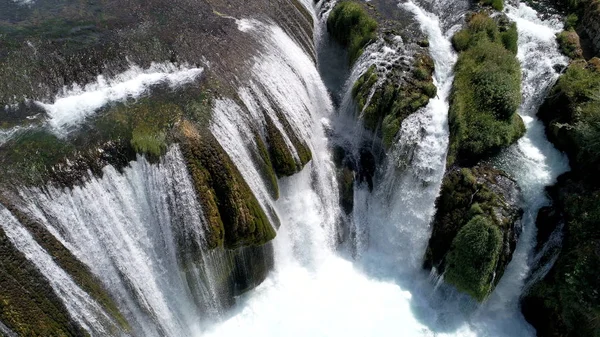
[565,13,579,30]
[327,1,378,64]
[448,13,524,165]
[478,0,504,10]
[445,215,503,301]
[501,23,518,54]
[452,29,472,52]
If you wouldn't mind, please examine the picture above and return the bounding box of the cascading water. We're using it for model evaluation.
[0,0,575,335]
[17,146,221,336]
[207,1,572,337]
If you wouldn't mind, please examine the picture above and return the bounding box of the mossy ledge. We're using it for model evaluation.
[424,166,523,301]
[448,12,524,166]
[263,113,312,178]
[327,1,378,65]
[178,120,276,249]
[522,58,600,337]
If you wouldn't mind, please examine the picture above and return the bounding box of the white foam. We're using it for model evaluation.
[36,62,202,134]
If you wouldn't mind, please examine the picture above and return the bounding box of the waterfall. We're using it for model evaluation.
[207,1,571,336]
[0,0,574,336]
[16,146,224,336]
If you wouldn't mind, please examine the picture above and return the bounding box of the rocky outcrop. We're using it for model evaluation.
[424,166,523,301]
[521,57,600,337]
[581,0,600,55]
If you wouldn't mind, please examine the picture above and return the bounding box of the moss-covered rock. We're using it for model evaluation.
[538,60,600,178]
[252,132,280,199]
[178,120,276,249]
[445,215,503,301]
[0,201,129,331]
[557,30,584,59]
[264,115,298,177]
[448,13,524,166]
[522,175,600,337]
[327,1,378,65]
[352,53,435,147]
[424,166,523,301]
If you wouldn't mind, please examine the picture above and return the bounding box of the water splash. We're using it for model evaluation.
[35,62,202,134]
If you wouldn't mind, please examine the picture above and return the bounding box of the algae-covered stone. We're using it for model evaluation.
[424,166,522,301]
[178,120,276,249]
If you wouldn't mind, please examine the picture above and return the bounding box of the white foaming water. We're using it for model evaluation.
[0,206,120,336]
[36,62,202,134]
[18,146,224,337]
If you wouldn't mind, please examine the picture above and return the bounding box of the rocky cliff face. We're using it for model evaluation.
[581,0,600,55]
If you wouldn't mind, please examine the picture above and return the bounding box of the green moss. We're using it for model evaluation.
[557,30,583,59]
[424,166,522,299]
[501,23,518,55]
[445,215,503,301]
[448,13,524,166]
[131,127,167,158]
[0,130,75,185]
[253,133,280,199]
[523,178,600,337]
[179,121,276,249]
[476,0,504,10]
[382,114,402,147]
[327,1,378,64]
[264,116,298,177]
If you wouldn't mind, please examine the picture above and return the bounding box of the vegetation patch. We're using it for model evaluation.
[444,215,503,301]
[522,55,600,337]
[327,1,378,65]
[448,13,524,166]
[538,59,600,176]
